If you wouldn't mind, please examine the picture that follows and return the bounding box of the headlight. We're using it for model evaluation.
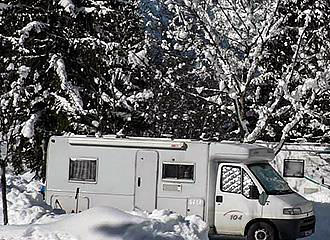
[283,207,302,215]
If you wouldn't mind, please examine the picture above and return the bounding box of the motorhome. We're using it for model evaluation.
[46,135,315,240]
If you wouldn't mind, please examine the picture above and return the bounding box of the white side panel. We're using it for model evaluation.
[157,197,187,216]
[135,150,159,212]
[46,137,136,195]
[51,194,75,213]
[50,193,89,213]
[187,198,204,218]
[85,193,135,212]
[49,190,135,213]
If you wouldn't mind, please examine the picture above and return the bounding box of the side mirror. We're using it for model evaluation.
[249,185,260,199]
[258,191,269,206]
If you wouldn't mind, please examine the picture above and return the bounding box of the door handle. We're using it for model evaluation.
[75,187,80,199]
[216,195,223,203]
[138,177,141,187]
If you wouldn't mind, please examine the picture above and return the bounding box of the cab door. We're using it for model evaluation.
[214,163,262,236]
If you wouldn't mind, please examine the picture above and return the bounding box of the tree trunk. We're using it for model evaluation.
[1,162,8,225]
[234,97,247,141]
[274,137,286,156]
[41,135,48,182]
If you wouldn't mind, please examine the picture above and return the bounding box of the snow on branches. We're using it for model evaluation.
[21,113,39,139]
[48,54,84,114]
[18,21,48,46]
[142,0,330,144]
[59,0,76,16]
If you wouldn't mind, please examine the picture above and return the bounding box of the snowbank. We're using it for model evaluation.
[0,207,208,240]
[1,172,52,225]
[0,172,208,240]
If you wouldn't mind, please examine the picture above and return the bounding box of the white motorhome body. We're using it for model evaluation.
[46,136,315,240]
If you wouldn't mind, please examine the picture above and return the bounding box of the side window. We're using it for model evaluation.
[242,170,256,199]
[69,157,97,183]
[221,166,241,194]
[162,162,194,182]
[283,159,304,178]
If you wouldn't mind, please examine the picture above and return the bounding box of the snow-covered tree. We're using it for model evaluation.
[267,0,330,152]
[64,0,153,136]
[0,58,33,225]
[142,0,330,150]
[1,0,330,196]
[140,0,230,139]
[1,0,153,181]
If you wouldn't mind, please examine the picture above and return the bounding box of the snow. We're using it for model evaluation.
[48,54,84,113]
[271,143,330,190]
[0,206,208,240]
[305,190,330,203]
[6,63,15,71]
[6,65,31,107]
[59,0,76,16]
[91,120,99,128]
[19,21,48,46]
[18,65,31,82]
[0,3,10,10]
[52,93,77,114]
[0,172,208,240]
[128,49,148,67]
[21,114,39,138]
[3,172,51,225]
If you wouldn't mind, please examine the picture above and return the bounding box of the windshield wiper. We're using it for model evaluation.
[268,189,293,195]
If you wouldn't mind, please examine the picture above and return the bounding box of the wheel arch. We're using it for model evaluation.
[244,218,280,239]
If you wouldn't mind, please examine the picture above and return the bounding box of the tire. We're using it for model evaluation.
[247,222,275,240]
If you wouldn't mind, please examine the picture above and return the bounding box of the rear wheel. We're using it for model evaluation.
[247,222,275,240]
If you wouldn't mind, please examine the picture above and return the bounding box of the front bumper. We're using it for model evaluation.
[271,216,315,239]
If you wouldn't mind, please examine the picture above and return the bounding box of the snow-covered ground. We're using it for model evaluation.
[0,172,208,240]
[0,171,329,240]
[0,207,208,240]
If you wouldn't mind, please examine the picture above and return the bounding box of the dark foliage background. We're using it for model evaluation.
[0,0,330,177]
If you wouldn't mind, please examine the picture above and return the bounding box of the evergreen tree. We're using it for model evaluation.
[0,0,151,182]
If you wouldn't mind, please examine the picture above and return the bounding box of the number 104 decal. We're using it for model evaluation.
[224,210,244,220]
[230,215,243,220]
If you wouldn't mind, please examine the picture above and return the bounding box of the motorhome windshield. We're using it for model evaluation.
[248,163,293,195]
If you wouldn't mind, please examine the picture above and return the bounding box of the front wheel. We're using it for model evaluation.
[247,222,275,240]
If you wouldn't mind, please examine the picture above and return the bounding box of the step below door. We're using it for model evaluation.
[135,150,159,212]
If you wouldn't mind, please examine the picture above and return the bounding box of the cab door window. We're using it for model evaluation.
[221,165,257,199]
[221,166,242,194]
